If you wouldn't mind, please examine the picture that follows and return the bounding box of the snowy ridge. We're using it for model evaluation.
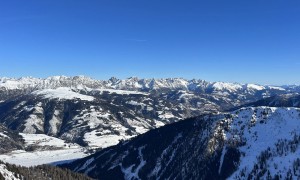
[0,163,20,180]
[63,106,300,180]
[0,76,104,90]
[0,76,294,94]
[212,107,300,179]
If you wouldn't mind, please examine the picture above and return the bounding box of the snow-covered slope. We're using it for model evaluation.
[0,162,20,180]
[216,107,300,179]
[63,107,300,180]
[0,84,246,149]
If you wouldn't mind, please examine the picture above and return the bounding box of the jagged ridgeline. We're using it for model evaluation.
[1,76,299,150]
[1,76,300,179]
[63,107,300,180]
[0,160,92,180]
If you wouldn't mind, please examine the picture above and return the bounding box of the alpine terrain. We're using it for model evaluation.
[0,76,299,179]
[63,106,300,180]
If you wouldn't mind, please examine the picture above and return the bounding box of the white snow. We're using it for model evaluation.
[212,82,243,92]
[0,148,87,167]
[178,91,194,99]
[84,131,127,149]
[217,107,300,179]
[246,84,265,91]
[13,101,26,110]
[23,115,44,134]
[158,112,175,119]
[127,100,145,106]
[268,86,286,91]
[0,77,41,90]
[0,133,89,167]
[22,103,44,133]
[48,110,60,134]
[75,157,95,172]
[0,133,8,138]
[149,133,182,178]
[218,146,227,174]
[32,87,94,101]
[121,146,146,180]
[0,76,297,97]
[20,133,79,148]
[155,121,165,128]
[97,89,148,95]
[0,164,20,180]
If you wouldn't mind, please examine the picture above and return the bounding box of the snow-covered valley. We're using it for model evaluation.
[0,133,89,167]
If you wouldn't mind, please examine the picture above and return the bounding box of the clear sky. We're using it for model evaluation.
[0,0,299,85]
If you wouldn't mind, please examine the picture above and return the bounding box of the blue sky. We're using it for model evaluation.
[0,0,299,85]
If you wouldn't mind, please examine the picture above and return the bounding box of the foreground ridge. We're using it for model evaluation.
[63,107,300,180]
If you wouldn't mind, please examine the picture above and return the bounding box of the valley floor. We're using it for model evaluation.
[0,133,90,167]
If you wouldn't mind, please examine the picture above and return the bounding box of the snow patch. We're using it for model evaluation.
[0,133,88,167]
[246,84,265,91]
[84,131,128,149]
[20,133,79,148]
[0,148,87,167]
[48,110,60,134]
[97,89,148,95]
[0,133,8,138]
[33,87,94,101]
[121,146,146,180]
[212,82,242,92]
[218,146,227,174]
[0,164,20,180]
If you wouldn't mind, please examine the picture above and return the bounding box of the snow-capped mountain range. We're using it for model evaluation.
[0,75,296,97]
[0,76,297,151]
[0,76,300,179]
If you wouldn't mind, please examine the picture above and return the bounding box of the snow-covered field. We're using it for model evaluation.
[20,133,79,148]
[0,133,89,167]
[32,87,94,101]
[0,148,87,167]
[84,131,127,149]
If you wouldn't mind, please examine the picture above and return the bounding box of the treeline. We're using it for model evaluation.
[0,160,93,180]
